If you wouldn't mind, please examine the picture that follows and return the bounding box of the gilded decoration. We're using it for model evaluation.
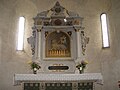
[46,31,71,57]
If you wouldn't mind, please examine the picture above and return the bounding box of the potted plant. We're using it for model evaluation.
[76,60,88,74]
[28,60,41,74]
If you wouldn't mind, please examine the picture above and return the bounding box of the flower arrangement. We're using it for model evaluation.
[28,60,41,74]
[76,60,88,74]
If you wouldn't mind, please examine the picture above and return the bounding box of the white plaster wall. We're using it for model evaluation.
[0,0,120,90]
[0,0,37,90]
[102,0,120,90]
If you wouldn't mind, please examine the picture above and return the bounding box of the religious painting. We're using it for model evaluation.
[45,31,71,57]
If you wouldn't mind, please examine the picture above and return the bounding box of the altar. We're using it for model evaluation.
[14,73,103,90]
[14,2,103,90]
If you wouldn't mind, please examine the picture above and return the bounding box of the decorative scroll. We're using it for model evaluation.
[81,31,89,55]
[67,31,72,36]
[45,31,49,38]
[33,1,83,26]
[27,30,36,55]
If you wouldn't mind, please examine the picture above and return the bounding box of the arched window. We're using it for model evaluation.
[17,16,25,50]
[100,13,110,48]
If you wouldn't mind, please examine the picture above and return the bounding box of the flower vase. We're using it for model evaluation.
[33,68,37,74]
[79,69,84,74]
[33,70,37,74]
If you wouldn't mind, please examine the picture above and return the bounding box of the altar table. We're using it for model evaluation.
[13,73,103,90]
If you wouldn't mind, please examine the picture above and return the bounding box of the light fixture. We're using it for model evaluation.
[17,17,25,50]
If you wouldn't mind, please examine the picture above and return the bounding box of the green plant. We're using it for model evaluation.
[76,60,88,74]
[28,60,41,70]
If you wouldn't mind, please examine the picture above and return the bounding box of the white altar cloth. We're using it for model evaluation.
[13,73,103,85]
